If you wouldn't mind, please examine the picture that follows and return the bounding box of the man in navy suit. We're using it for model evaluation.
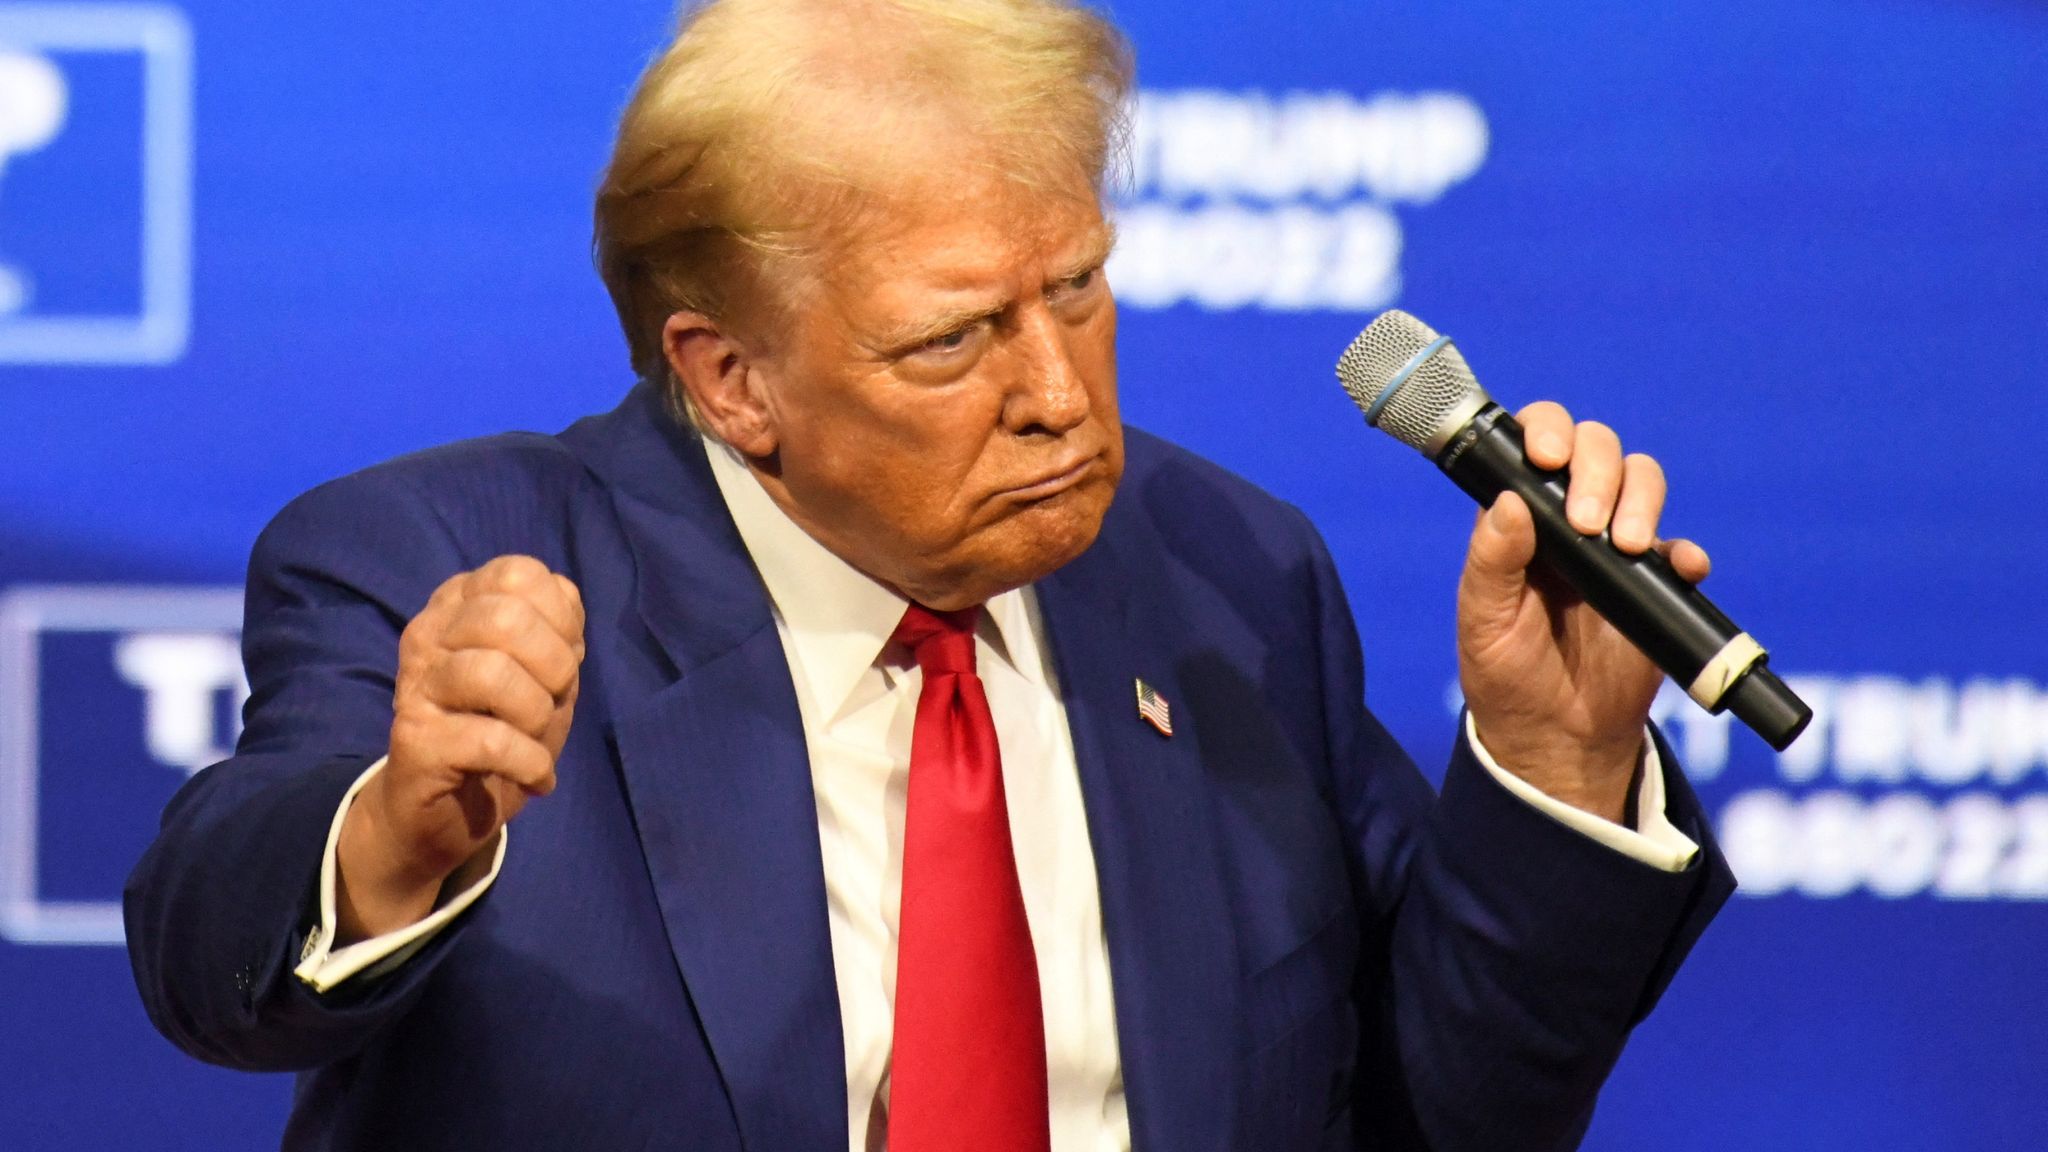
[126,1,1733,1148]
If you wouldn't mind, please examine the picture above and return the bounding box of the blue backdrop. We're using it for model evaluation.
[2,1,2043,1148]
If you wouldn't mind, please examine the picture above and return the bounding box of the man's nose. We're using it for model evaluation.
[1003,307,1090,436]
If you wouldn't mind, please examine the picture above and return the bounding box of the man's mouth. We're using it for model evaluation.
[1002,455,1097,502]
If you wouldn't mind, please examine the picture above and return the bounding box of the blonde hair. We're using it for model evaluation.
[593,0,1133,384]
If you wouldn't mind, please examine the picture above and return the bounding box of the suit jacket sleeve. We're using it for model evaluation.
[123,467,482,1072]
[1291,511,1737,1151]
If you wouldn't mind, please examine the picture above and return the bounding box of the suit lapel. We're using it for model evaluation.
[1039,539,1241,1152]
[567,384,847,1152]
[608,629,846,1152]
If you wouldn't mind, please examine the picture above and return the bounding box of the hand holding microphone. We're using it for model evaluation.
[1337,310,1810,820]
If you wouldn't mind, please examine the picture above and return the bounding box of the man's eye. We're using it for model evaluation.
[1050,267,1100,304]
[921,328,971,354]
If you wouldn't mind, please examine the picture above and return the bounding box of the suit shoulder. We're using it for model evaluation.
[255,430,600,578]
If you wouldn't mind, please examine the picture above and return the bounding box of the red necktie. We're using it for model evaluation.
[886,604,1050,1152]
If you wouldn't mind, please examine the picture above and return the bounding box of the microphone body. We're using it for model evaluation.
[1337,311,1811,751]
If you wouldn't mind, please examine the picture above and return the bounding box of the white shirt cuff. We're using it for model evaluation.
[1464,713,1699,873]
[293,755,507,993]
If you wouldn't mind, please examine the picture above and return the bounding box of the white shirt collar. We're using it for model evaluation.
[701,437,1046,722]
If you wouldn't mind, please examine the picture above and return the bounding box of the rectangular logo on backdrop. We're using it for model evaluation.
[0,3,192,365]
[0,585,243,945]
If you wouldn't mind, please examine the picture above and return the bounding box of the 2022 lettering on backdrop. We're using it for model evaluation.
[1,2,2041,1149]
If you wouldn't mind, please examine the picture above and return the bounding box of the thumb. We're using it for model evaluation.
[1460,492,1538,629]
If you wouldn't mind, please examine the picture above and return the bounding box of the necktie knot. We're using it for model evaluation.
[892,603,980,675]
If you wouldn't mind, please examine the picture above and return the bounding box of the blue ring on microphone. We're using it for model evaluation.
[1365,335,1451,425]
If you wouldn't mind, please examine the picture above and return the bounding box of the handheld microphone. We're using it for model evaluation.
[1335,309,1811,751]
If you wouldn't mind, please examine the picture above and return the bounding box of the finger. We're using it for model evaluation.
[552,574,587,649]
[1564,421,1624,535]
[1516,401,1575,470]
[1466,491,1538,584]
[466,556,581,645]
[424,570,468,616]
[432,712,558,796]
[1460,493,1539,642]
[540,675,580,760]
[466,554,552,595]
[1657,538,1713,583]
[442,594,581,698]
[456,776,533,844]
[1610,453,1666,553]
[423,647,556,739]
[402,572,472,658]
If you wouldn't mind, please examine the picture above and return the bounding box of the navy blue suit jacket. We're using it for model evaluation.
[126,380,1733,1151]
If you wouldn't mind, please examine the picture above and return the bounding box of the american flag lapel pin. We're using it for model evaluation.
[1135,678,1173,737]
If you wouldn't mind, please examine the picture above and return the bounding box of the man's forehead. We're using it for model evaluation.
[830,187,1111,292]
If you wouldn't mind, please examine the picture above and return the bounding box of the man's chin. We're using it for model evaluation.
[913,490,1113,609]
[988,489,1113,585]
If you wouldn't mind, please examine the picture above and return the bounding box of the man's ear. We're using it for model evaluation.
[662,310,778,458]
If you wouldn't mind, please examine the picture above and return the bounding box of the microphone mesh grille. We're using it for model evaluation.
[1335,309,1489,452]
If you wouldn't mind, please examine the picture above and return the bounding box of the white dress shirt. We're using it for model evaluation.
[294,437,1698,1152]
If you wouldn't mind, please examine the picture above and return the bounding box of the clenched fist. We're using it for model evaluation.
[334,555,585,943]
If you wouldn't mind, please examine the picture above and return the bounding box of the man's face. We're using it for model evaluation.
[741,176,1124,610]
